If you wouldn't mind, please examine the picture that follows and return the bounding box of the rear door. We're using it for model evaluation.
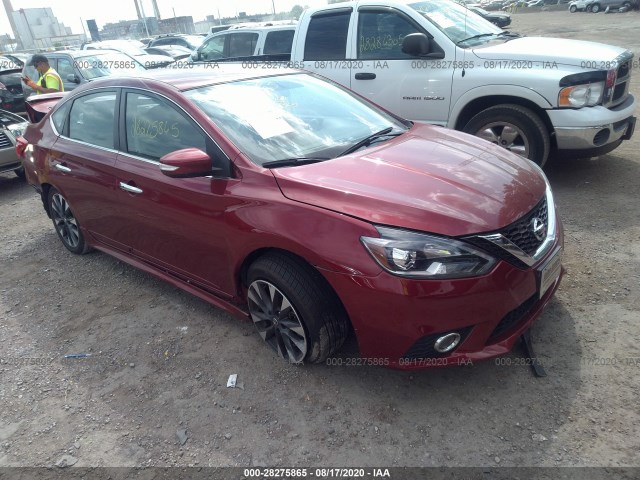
[44,89,121,241]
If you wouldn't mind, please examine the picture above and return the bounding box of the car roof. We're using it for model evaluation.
[32,49,126,59]
[75,64,304,92]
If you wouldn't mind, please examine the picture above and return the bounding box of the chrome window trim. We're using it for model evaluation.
[48,84,229,168]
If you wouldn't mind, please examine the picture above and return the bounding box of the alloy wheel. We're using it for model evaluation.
[247,280,308,363]
[51,193,81,249]
[473,121,530,158]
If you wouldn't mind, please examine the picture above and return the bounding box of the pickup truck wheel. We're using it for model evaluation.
[48,188,91,254]
[590,3,600,11]
[463,104,550,167]
[247,252,348,364]
[569,4,577,11]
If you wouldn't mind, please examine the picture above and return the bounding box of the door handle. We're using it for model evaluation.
[355,73,376,80]
[54,163,71,173]
[119,182,143,194]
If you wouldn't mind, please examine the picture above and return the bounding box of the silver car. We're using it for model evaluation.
[0,109,29,179]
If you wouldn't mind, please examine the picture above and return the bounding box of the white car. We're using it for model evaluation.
[569,0,589,10]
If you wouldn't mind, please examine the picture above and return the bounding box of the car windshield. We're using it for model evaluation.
[407,0,502,45]
[76,52,146,79]
[185,73,407,166]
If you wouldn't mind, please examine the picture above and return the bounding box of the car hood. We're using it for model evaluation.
[272,124,546,237]
[472,37,628,65]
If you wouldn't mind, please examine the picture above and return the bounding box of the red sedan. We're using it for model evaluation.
[18,66,563,369]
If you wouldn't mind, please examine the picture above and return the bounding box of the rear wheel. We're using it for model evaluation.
[48,188,91,254]
[14,167,25,179]
[590,3,601,11]
[462,104,550,167]
[247,252,348,364]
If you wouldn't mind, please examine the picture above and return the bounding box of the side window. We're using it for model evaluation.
[357,11,422,60]
[227,33,259,57]
[153,38,170,46]
[125,92,206,160]
[68,91,117,149]
[263,30,295,55]
[51,100,72,135]
[57,57,75,83]
[200,35,226,60]
[304,12,350,60]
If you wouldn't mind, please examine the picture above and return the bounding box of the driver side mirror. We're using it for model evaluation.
[66,74,80,84]
[402,33,445,59]
[191,50,201,62]
[159,148,213,178]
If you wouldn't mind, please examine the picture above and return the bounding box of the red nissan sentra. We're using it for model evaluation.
[17,66,563,369]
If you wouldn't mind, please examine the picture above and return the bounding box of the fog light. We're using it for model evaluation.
[434,332,461,353]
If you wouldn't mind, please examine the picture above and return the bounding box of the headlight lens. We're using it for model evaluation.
[361,226,496,279]
[558,81,604,108]
[7,121,29,139]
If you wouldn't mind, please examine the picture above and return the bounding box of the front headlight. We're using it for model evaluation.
[558,81,604,108]
[7,121,29,139]
[361,226,496,279]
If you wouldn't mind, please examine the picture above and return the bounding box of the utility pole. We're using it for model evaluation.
[272,0,276,15]
[139,0,150,36]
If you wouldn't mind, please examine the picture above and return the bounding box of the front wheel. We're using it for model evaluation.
[590,3,601,11]
[462,104,550,167]
[48,188,91,254]
[247,252,348,364]
[569,4,577,11]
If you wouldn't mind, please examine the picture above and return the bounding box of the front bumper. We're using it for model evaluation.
[549,94,636,150]
[321,219,564,370]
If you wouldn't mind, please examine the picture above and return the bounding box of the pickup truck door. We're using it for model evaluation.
[349,7,454,125]
[297,7,355,90]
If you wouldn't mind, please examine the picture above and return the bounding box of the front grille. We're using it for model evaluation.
[0,131,12,148]
[606,56,632,108]
[402,326,472,360]
[500,196,548,256]
[487,294,537,343]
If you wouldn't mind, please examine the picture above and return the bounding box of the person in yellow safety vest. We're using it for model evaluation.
[21,54,64,94]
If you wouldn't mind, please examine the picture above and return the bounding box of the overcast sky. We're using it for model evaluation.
[1,0,329,38]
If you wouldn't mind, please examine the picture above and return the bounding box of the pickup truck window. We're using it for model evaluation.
[228,33,259,57]
[264,30,295,55]
[358,11,422,60]
[304,12,350,61]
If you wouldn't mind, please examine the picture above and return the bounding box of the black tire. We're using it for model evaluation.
[247,252,348,364]
[590,2,600,11]
[462,104,550,167]
[14,166,25,179]
[569,4,577,11]
[48,187,91,254]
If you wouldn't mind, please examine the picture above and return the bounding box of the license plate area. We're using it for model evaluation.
[538,248,562,299]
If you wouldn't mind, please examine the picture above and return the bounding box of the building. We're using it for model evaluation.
[10,7,84,50]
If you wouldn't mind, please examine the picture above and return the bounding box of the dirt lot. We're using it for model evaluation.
[1,11,639,474]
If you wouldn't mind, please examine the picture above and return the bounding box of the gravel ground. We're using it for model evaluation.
[1,11,639,473]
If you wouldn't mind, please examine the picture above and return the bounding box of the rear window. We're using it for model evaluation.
[263,30,295,55]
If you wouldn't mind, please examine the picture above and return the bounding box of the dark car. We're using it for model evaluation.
[18,66,563,369]
[144,45,193,60]
[21,50,146,97]
[148,34,204,51]
[0,56,26,114]
[469,6,512,26]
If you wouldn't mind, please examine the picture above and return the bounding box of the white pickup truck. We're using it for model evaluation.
[284,0,636,165]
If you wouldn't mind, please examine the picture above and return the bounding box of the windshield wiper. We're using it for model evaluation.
[498,31,522,41]
[338,127,403,157]
[456,33,498,46]
[262,157,330,168]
